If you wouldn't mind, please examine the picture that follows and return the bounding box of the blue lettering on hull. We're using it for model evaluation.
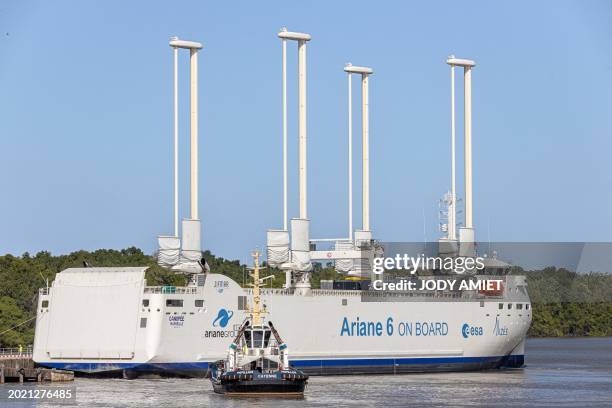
[341,317,448,337]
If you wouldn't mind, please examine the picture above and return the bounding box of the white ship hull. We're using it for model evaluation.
[33,269,531,377]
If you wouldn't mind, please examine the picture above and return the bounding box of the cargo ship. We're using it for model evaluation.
[32,30,531,378]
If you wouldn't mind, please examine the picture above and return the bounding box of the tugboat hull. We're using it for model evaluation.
[211,368,308,396]
[213,380,306,396]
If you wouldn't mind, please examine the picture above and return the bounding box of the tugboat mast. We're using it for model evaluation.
[249,250,265,326]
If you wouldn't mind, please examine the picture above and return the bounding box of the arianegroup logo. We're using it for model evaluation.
[212,308,234,328]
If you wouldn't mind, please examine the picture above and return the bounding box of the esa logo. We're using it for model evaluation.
[461,323,484,338]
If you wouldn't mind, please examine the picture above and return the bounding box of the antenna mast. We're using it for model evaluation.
[250,250,264,326]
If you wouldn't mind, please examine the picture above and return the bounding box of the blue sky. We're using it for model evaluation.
[1,1,611,262]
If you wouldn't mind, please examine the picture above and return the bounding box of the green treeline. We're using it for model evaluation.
[513,267,611,337]
[528,302,610,337]
[0,248,610,346]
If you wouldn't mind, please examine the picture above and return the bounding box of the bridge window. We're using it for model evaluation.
[507,303,512,310]
[526,304,530,310]
[498,303,503,309]
[480,301,484,307]
[140,318,147,328]
[41,300,49,308]
[195,299,204,307]
[142,299,149,307]
[252,330,264,348]
[166,299,183,307]
[342,299,348,306]
[517,304,523,310]
[263,330,271,348]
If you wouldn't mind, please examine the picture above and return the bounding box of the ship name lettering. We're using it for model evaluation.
[340,317,384,337]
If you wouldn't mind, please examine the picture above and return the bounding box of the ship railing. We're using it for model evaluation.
[244,288,369,296]
[245,288,486,298]
[312,289,363,296]
[243,275,519,299]
[0,346,33,360]
[244,288,295,296]
[143,286,199,294]
[360,290,469,298]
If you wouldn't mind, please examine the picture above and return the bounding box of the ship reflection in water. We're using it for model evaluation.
[7,338,609,407]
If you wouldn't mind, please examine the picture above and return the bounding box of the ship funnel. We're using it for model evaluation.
[446,56,476,257]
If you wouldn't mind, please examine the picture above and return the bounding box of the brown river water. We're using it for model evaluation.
[1,337,611,407]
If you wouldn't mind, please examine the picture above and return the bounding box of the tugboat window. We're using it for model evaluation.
[195,299,204,307]
[263,330,271,347]
[253,330,264,348]
[244,330,252,348]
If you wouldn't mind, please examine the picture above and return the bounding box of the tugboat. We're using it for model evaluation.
[209,250,308,396]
